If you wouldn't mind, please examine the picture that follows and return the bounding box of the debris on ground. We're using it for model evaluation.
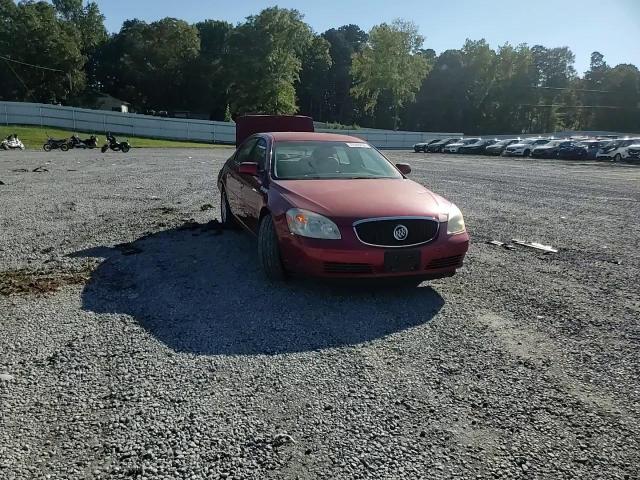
[157,207,176,215]
[0,180,5,185]
[0,265,94,296]
[11,168,28,173]
[512,239,558,253]
[179,218,201,230]
[115,243,143,256]
[272,433,295,447]
[200,204,214,211]
[179,219,224,235]
[32,166,49,173]
[487,240,516,250]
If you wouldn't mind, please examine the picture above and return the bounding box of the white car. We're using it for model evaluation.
[502,138,550,157]
[622,143,640,162]
[596,138,640,162]
[443,138,481,153]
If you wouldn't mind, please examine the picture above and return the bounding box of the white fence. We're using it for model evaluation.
[0,101,461,149]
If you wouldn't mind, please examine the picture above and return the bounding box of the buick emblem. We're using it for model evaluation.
[393,224,409,241]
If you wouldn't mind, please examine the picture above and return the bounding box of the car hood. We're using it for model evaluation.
[274,179,451,224]
[447,142,464,147]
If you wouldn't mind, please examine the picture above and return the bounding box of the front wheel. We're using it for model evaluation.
[613,153,622,163]
[524,149,531,157]
[43,143,52,152]
[257,215,286,281]
[61,144,69,152]
[101,145,109,153]
[121,144,130,153]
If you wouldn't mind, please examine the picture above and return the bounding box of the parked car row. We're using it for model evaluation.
[413,136,640,162]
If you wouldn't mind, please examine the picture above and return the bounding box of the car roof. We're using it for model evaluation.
[267,132,366,143]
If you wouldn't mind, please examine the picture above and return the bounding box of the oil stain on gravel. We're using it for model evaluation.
[0,264,95,296]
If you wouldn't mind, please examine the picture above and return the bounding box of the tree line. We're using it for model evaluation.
[1,0,639,134]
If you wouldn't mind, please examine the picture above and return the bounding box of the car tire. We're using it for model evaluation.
[614,153,622,162]
[524,149,531,157]
[257,214,286,281]
[220,189,239,229]
[414,146,420,153]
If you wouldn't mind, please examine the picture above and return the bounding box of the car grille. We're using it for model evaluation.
[323,262,373,274]
[354,218,439,247]
[426,255,464,270]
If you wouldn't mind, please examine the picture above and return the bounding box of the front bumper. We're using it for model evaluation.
[277,223,470,279]
[531,150,556,158]
[503,150,525,156]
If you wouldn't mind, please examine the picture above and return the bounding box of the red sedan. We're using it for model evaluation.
[217,130,469,283]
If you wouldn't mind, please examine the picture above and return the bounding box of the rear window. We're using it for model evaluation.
[273,141,402,180]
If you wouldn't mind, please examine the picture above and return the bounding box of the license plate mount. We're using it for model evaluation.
[384,250,421,273]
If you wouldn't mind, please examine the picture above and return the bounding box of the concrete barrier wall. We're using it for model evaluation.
[0,101,462,149]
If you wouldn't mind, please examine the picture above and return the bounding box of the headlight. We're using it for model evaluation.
[447,204,466,235]
[286,208,341,239]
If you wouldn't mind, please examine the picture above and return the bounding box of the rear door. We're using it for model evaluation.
[226,137,259,220]
[239,137,269,232]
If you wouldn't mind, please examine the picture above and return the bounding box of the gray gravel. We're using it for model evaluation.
[1,148,639,480]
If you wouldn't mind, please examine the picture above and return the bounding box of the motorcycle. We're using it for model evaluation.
[101,133,130,153]
[1,135,25,151]
[43,137,70,152]
[68,135,98,149]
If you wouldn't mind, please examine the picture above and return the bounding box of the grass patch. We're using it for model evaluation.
[0,125,225,150]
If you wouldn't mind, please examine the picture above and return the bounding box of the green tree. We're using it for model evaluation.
[0,1,85,103]
[296,35,332,120]
[95,18,200,110]
[181,20,233,119]
[351,19,429,129]
[227,7,314,115]
[321,24,368,124]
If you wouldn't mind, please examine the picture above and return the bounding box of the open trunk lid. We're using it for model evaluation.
[235,115,314,146]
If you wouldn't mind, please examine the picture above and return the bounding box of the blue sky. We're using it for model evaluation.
[94,0,640,75]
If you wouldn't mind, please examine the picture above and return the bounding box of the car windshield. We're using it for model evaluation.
[543,140,562,147]
[273,141,403,180]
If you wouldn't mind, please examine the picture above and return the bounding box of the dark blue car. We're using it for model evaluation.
[557,142,588,160]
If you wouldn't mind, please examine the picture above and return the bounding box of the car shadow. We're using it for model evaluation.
[72,226,445,356]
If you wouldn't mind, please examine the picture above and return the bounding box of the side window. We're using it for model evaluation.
[235,138,259,165]
[251,138,268,171]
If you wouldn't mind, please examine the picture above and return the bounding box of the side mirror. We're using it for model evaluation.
[396,163,411,175]
[238,162,259,176]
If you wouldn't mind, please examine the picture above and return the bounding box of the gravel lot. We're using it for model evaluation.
[1,148,638,480]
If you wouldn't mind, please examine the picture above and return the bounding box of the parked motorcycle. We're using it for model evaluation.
[43,137,69,152]
[1,134,25,150]
[101,132,130,153]
[68,135,98,149]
